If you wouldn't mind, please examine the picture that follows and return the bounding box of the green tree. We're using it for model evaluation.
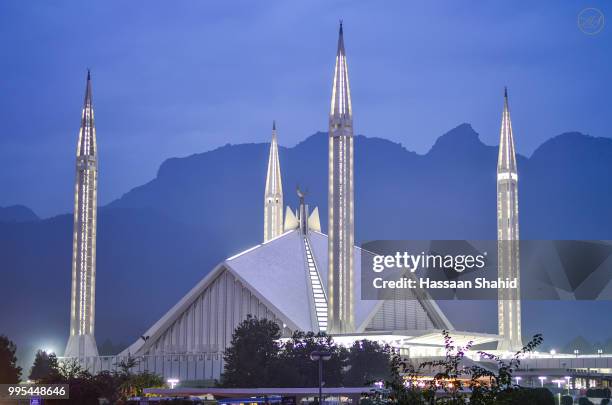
[344,340,392,387]
[0,335,21,383]
[115,354,139,375]
[379,331,546,405]
[29,350,60,382]
[121,371,165,397]
[220,315,282,387]
[278,331,346,387]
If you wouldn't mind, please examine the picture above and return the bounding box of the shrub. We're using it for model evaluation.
[561,394,574,405]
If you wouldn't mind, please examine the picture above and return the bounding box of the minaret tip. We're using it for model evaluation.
[339,19,343,33]
[87,69,91,81]
[272,120,276,131]
[504,86,508,99]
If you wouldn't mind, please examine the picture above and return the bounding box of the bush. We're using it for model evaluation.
[578,398,594,405]
[587,388,611,399]
[561,394,574,405]
[498,387,555,405]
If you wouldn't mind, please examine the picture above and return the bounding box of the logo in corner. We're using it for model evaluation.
[578,8,605,35]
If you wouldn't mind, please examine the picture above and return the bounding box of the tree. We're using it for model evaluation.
[115,354,139,375]
[278,331,346,387]
[379,331,546,405]
[121,371,165,397]
[220,315,282,387]
[29,350,60,382]
[0,335,21,383]
[344,340,392,387]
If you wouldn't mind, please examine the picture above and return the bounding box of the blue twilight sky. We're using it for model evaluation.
[0,1,611,217]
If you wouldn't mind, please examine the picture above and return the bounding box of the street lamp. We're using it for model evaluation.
[310,351,332,405]
[597,349,603,357]
[565,376,571,392]
[515,376,522,386]
[552,379,564,388]
[574,349,580,358]
[550,349,556,356]
[538,376,547,387]
[167,378,179,389]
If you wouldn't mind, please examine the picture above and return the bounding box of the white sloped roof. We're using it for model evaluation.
[121,229,454,357]
[225,230,314,331]
[223,229,452,333]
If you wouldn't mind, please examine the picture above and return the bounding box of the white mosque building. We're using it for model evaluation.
[67,23,504,381]
[64,24,612,386]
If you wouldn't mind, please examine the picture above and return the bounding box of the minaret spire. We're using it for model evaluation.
[65,71,99,358]
[496,87,522,351]
[330,21,352,119]
[328,21,355,334]
[264,120,284,242]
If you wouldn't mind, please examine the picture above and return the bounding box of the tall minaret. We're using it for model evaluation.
[497,87,523,351]
[65,70,99,358]
[327,22,355,334]
[264,120,284,242]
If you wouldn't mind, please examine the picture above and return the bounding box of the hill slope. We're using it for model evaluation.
[2,123,612,367]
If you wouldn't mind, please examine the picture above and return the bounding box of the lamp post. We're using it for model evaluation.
[310,351,331,405]
[538,376,546,387]
[574,349,580,358]
[597,349,603,357]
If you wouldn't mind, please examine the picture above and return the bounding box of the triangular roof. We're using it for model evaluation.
[121,230,453,356]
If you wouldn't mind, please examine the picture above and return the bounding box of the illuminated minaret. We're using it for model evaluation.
[327,22,355,334]
[264,120,284,242]
[65,70,99,358]
[497,87,523,351]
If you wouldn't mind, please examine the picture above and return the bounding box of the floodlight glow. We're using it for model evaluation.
[538,376,547,387]
[167,378,179,389]
[552,379,564,388]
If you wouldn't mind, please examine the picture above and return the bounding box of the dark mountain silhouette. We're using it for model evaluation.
[2,123,612,368]
[0,205,39,223]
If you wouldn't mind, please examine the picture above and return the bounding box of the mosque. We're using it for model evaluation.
[63,23,536,382]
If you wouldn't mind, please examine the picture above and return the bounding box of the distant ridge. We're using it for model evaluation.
[2,124,612,369]
[0,205,39,223]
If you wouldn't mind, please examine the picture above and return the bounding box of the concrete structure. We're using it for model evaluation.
[63,22,499,382]
[328,22,355,334]
[142,387,372,403]
[59,25,612,386]
[64,70,99,358]
[496,88,523,351]
[264,121,283,242]
[114,216,472,380]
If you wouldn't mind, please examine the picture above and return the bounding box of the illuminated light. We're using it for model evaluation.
[167,378,179,389]
[550,349,556,356]
[538,376,547,387]
[497,172,518,181]
[65,71,99,357]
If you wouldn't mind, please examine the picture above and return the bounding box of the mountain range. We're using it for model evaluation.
[2,123,612,368]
